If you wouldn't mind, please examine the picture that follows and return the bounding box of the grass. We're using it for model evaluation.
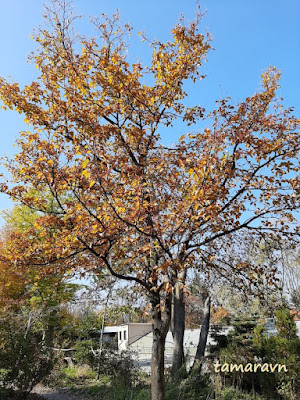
[45,363,215,400]
[44,364,273,400]
[46,364,151,400]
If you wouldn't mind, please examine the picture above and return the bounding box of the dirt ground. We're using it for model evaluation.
[31,385,88,400]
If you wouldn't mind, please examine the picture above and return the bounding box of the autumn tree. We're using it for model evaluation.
[0,215,78,397]
[0,1,299,398]
[0,230,28,310]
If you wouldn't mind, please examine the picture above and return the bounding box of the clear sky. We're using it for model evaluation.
[0,0,299,222]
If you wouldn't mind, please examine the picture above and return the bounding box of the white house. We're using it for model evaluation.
[104,323,230,370]
[103,323,152,350]
[104,320,300,371]
[296,320,300,336]
[117,323,152,351]
[128,326,232,370]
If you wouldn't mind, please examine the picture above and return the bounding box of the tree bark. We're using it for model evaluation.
[151,292,171,400]
[171,271,186,378]
[191,295,211,372]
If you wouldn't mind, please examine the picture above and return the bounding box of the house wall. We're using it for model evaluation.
[117,323,152,351]
[115,321,300,371]
[130,332,153,363]
[129,326,232,371]
[118,325,129,351]
[296,320,300,337]
[128,323,152,345]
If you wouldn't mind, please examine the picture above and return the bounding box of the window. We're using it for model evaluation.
[124,330,127,340]
[119,331,122,341]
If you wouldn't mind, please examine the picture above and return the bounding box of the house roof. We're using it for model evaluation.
[119,323,152,327]
[103,326,119,333]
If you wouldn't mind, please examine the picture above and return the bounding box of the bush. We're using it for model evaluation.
[0,309,55,398]
[74,339,99,368]
[166,372,211,400]
[209,308,300,400]
[259,335,300,400]
[71,310,103,369]
[44,362,150,400]
[98,349,140,388]
[217,386,267,400]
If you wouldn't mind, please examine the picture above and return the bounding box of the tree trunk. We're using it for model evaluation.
[152,325,167,400]
[151,293,171,400]
[191,295,211,372]
[97,281,114,380]
[171,271,186,378]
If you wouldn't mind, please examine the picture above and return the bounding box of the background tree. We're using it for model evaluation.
[0,205,79,398]
[277,242,300,308]
[0,0,299,398]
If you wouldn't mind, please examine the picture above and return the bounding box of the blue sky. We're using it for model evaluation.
[0,0,299,222]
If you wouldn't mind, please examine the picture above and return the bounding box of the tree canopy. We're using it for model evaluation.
[0,1,299,399]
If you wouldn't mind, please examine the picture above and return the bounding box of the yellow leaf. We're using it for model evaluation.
[82,159,89,169]
[82,170,90,179]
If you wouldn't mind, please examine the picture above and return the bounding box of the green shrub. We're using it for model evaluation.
[0,309,55,397]
[73,339,99,368]
[97,349,140,387]
[166,372,211,400]
[217,386,267,400]
[209,309,300,400]
[46,363,150,400]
